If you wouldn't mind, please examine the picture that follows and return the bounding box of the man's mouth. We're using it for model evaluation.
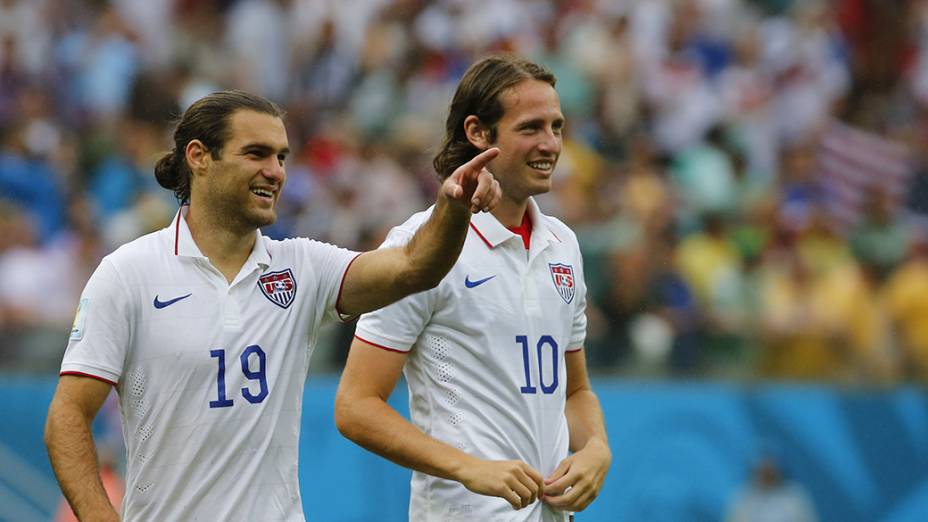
[527,160,555,173]
[251,188,275,200]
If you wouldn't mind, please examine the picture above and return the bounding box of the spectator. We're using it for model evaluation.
[0,0,922,383]
[726,450,818,522]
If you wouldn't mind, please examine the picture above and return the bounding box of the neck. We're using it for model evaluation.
[491,196,530,228]
[185,204,256,283]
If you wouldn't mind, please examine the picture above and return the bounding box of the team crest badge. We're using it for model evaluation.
[549,263,575,304]
[258,269,297,309]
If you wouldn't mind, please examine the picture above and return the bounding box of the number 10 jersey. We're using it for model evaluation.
[355,198,587,522]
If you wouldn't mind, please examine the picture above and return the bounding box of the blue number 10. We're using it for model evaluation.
[209,345,268,408]
[517,335,558,394]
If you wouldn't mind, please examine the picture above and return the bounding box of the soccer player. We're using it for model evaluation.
[335,56,612,521]
[44,90,501,521]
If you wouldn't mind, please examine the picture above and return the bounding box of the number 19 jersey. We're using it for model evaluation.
[60,209,358,521]
[355,198,587,521]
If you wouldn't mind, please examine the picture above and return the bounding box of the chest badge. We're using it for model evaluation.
[258,268,297,309]
[548,263,575,304]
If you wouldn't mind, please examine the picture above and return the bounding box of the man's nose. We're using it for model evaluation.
[538,129,561,154]
[263,158,285,181]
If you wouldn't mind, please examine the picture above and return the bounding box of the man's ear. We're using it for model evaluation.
[185,139,211,177]
[463,115,491,150]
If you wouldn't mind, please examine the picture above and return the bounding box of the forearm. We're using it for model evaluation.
[337,197,472,316]
[399,146,500,289]
[565,389,609,454]
[336,395,475,482]
[336,148,499,317]
[45,404,119,521]
[401,194,472,290]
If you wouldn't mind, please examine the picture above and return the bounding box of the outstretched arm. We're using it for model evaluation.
[46,375,120,521]
[336,148,500,317]
[543,349,611,512]
[335,337,543,510]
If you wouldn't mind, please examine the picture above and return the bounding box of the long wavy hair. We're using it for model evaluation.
[432,55,556,180]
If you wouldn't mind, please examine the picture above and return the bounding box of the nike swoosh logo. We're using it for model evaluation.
[153,293,192,309]
[464,275,496,288]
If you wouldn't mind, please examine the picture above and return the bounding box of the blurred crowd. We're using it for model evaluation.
[2,0,928,384]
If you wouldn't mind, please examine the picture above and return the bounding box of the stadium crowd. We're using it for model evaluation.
[1,0,927,384]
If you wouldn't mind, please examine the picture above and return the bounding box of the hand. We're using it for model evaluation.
[440,147,501,213]
[543,439,611,512]
[457,457,544,510]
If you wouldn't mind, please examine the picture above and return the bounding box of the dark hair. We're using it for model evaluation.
[432,55,556,180]
[154,90,283,204]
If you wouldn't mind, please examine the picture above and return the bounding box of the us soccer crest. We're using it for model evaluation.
[549,263,575,304]
[258,269,297,309]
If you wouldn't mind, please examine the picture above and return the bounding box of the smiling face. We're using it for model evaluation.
[198,110,290,231]
[486,79,564,204]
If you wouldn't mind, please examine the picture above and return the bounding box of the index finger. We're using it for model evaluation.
[520,463,545,491]
[513,465,543,506]
[543,471,575,497]
[545,458,571,484]
[544,484,584,510]
[458,147,499,177]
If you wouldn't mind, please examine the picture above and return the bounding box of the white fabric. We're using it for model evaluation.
[60,208,358,521]
[355,198,586,522]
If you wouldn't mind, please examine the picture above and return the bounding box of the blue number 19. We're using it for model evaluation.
[517,335,558,394]
[209,345,268,408]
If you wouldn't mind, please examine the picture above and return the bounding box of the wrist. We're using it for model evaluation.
[444,450,478,484]
[582,437,611,459]
[436,190,472,218]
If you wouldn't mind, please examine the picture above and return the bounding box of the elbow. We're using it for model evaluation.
[43,420,53,455]
[333,394,362,442]
[44,402,58,453]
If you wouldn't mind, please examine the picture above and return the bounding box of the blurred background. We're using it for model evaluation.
[1,0,927,520]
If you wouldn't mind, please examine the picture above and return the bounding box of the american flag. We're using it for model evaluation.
[817,120,913,231]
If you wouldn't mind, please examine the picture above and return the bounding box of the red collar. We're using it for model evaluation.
[506,213,532,250]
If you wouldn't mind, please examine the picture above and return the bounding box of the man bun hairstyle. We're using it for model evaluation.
[155,90,283,204]
[433,55,556,180]
[154,152,188,204]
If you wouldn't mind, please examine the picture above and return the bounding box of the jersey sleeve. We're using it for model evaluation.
[300,239,361,323]
[60,258,132,384]
[354,226,434,353]
[568,244,588,352]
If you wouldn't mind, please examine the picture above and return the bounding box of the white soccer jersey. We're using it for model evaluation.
[61,208,358,521]
[355,198,586,522]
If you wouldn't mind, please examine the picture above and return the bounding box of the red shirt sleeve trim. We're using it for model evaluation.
[565,346,584,353]
[60,371,117,386]
[469,222,493,249]
[335,253,363,320]
[354,334,407,354]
